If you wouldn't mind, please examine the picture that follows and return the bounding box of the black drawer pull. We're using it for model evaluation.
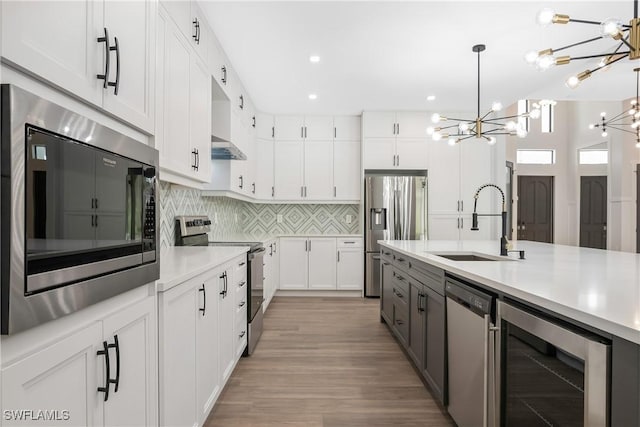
[97,341,111,401]
[239,331,246,338]
[239,301,246,308]
[96,28,110,89]
[199,284,206,315]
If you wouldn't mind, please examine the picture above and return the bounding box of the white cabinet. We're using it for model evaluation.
[333,140,361,200]
[159,256,246,427]
[304,140,334,200]
[274,141,305,200]
[280,237,344,291]
[255,139,275,200]
[308,238,337,290]
[1,0,155,132]
[334,116,361,141]
[256,113,275,140]
[428,138,496,240]
[274,115,305,140]
[160,0,209,63]
[304,116,334,140]
[156,5,210,185]
[263,240,279,309]
[336,238,363,291]
[2,296,157,427]
[362,111,429,170]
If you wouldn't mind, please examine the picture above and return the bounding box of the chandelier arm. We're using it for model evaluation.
[443,117,473,122]
[481,121,510,126]
[491,113,530,121]
[571,51,631,61]
[568,18,602,26]
[457,135,476,142]
[439,124,464,130]
[552,36,608,53]
[619,37,635,51]
[588,53,629,75]
[606,126,639,135]
[608,110,631,123]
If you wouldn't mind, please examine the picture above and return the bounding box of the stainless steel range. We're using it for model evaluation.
[175,216,264,356]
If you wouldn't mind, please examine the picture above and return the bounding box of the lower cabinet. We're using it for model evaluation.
[2,296,157,427]
[159,254,246,427]
[380,249,447,404]
[336,238,363,290]
[263,240,279,309]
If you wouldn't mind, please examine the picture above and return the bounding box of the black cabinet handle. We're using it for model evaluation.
[96,28,110,89]
[221,66,227,84]
[195,148,199,171]
[107,36,120,95]
[224,272,228,297]
[239,95,244,110]
[269,244,273,256]
[238,301,246,308]
[219,273,226,296]
[199,284,206,315]
[239,175,244,189]
[239,262,246,266]
[238,281,246,288]
[271,126,275,138]
[252,183,255,194]
[192,19,200,44]
[191,149,197,170]
[239,331,246,338]
[396,319,404,326]
[108,335,120,392]
[95,215,98,228]
[252,116,256,128]
[97,341,111,401]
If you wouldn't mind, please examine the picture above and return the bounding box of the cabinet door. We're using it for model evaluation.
[395,138,429,170]
[256,113,274,140]
[103,0,155,132]
[255,139,274,200]
[2,323,102,427]
[218,268,235,382]
[196,273,221,425]
[102,297,157,427]
[304,140,334,200]
[263,244,273,310]
[209,36,227,90]
[159,0,191,41]
[304,116,334,140]
[274,115,305,140]
[333,140,361,200]
[362,112,396,138]
[380,261,394,323]
[274,141,304,200]
[190,1,210,62]
[336,249,363,290]
[190,54,212,182]
[1,0,103,106]
[428,140,460,215]
[408,282,424,370]
[396,112,429,138]
[363,138,395,169]
[423,286,446,402]
[158,11,192,177]
[428,215,461,240]
[279,238,309,289]
[460,142,493,215]
[308,238,337,290]
[333,116,361,141]
[159,281,198,427]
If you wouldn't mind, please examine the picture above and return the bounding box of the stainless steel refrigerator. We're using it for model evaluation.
[364,173,427,297]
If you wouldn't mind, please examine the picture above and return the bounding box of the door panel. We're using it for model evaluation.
[517,176,554,243]
[274,141,304,200]
[254,139,274,199]
[580,176,607,249]
[428,140,460,215]
[408,283,424,369]
[279,238,308,289]
[333,116,361,141]
[336,249,362,290]
[304,116,334,140]
[333,140,361,200]
[308,238,337,289]
[274,115,305,140]
[363,138,395,169]
[304,140,333,200]
[362,112,396,138]
[396,112,429,138]
[190,55,212,182]
[395,138,429,169]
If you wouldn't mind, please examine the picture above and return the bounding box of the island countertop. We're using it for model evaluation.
[379,240,640,344]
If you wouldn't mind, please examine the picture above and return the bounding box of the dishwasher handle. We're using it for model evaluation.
[483,313,499,427]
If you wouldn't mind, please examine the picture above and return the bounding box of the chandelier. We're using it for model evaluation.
[589,67,640,147]
[526,1,640,88]
[428,44,541,145]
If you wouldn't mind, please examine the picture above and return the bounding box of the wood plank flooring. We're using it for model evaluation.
[204,297,455,427]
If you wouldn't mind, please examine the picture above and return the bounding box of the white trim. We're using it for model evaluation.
[274,290,362,298]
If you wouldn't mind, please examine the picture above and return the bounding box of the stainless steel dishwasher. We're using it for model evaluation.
[446,278,496,427]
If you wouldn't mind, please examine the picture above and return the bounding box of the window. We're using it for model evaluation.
[541,103,555,133]
[516,149,555,165]
[579,149,608,165]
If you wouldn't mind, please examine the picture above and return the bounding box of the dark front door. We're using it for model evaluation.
[517,176,554,243]
[580,176,607,249]
[637,165,639,253]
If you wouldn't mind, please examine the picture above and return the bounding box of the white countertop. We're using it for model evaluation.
[158,246,249,292]
[379,240,640,344]
[210,233,361,244]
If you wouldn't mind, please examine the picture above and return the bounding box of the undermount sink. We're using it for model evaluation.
[427,252,514,262]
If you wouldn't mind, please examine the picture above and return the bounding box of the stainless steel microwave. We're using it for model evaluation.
[1,84,159,334]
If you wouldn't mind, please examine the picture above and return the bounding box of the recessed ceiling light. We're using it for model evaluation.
[308,93,317,100]
[427,95,436,101]
[309,55,320,63]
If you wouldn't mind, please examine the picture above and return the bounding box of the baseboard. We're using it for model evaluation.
[275,290,362,297]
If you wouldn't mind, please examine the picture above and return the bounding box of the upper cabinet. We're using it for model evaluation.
[362,111,429,170]
[1,0,156,132]
[160,0,209,64]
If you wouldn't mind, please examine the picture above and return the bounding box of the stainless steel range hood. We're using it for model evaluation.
[211,135,246,160]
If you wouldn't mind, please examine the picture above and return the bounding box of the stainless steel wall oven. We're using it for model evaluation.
[1,84,159,334]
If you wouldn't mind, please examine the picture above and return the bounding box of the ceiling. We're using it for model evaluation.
[201,1,637,115]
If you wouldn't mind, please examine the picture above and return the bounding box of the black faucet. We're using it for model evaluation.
[471,184,525,259]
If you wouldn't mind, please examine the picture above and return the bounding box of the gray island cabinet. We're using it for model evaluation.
[379,240,640,426]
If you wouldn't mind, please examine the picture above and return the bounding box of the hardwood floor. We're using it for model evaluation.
[205,297,455,427]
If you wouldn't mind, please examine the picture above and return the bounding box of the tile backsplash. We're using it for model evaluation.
[159,181,360,248]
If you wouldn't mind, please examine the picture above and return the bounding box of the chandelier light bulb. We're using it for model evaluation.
[636,141,640,148]
[431,113,442,123]
[602,131,608,137]
[458,122,470,132]
[635,112,640,119]
[448,138,457,146]
[487,137,497,145]
[535,54,556,71]
[529,108,541,119]
[600,112,607,117]
[631,121,640,129]
[524,50,539,65]
[629,109,636,115]
[536,8,556,26]
[491,101,503,112]
[432,131,443,141]
[517,128,528,138]
[565,75,581,89]
[588,124,595,130]
[632,100,638,106]
[600,18,623,38]
[426,126,435,135]
[504,121,517,131]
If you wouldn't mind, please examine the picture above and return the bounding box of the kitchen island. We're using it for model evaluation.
[379,239,640,426]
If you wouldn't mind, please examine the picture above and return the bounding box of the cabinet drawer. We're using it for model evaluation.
[380,248,395,263]
[393,252,411,270]
[392,302,409,344]
[408,260,445,295]
[233,256,248,284]
[392,269,410,297]
[337,238,363,248]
